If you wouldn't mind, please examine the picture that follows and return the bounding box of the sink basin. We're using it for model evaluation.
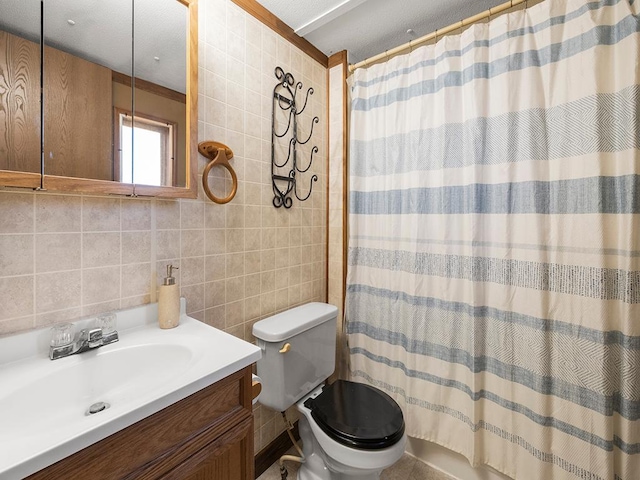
[0,301,261,479]
[0,343,192,438]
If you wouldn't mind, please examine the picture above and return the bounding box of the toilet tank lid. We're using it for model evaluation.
[253,303,338,342]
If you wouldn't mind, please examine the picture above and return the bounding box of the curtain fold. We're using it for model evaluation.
[345,1,640,479]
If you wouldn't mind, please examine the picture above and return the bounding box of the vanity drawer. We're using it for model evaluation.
[27,366,254,480]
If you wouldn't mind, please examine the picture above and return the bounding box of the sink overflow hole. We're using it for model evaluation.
[87,401,110,415]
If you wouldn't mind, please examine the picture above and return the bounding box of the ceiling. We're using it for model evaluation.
[256,0,507,64]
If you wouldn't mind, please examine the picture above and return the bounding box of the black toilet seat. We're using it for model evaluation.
[303,380,405,450]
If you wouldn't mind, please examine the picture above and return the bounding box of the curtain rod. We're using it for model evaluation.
[349,0,527,73]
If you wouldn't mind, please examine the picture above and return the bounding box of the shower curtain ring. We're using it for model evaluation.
[409,40,413,53]
[435,28,438,43]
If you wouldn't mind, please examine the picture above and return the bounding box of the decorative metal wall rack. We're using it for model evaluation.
[271,66,318,208]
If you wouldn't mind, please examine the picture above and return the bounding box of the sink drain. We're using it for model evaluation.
[86,402,110,415]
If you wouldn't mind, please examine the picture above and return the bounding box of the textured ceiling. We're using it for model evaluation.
[0,0,187,93]
[257,0,506,64]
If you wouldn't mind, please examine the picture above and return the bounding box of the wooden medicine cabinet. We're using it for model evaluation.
[0,0,198,198]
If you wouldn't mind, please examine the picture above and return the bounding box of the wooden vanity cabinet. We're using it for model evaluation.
[27,366,254,480]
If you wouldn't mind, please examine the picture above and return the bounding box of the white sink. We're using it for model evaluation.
[0,301,261,479]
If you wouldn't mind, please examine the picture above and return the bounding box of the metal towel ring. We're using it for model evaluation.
[198,141,237,204]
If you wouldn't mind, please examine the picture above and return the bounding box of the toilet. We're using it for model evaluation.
[253,302,406,480]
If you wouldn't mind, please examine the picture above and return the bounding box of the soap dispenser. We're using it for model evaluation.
[158,264,180,329]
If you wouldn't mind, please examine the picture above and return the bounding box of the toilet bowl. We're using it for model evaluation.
[296,383,406,480]
[252,303,406,480]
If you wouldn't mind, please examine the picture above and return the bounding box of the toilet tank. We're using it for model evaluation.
[252,303,338,412]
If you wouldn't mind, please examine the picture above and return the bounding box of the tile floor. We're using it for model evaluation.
[258,452,454,480]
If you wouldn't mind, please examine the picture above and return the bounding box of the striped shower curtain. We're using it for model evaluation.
[345,1,640,479]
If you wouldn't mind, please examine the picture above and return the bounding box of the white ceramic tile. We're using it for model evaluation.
[36,233,81,273]
[206,20,227,51]
[121,199,151,231]
[82,267,120,305]
[157,230,181,261]
[35,195,81,233]
[205,254,226,282]
[227,32,246,63]
[83,232,121,268]
[226,2,246,37]
[262,29,277,58]
[0,276,34,320]
[0,235,34,276]
[0,192,33,234]
[181,229,205,258]
[205,229,226,255]
[225,276,244,302]
[181,257,205,286]
[181,201,205,230]
[121,263,152,297]
[83,197,120,232]
[36,271,81,314]
[122,231,152,265]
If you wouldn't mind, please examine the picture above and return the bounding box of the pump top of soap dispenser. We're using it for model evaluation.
[163,264,179,286]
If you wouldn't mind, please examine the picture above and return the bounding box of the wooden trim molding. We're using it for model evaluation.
[325,64,331,303]
[231,0,328,67]
[185,0,199,199]
[325,50,349,311]
[328,50,347,69]
[0,170,41,189]
[326,51,349,381]
[43,175,134,195]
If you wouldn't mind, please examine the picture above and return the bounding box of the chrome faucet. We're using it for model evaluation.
[49,314,119,360]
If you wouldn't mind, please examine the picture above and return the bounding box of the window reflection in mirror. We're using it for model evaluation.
[133,0,188,187]
[118,111,177,186]
[0,0,41,174]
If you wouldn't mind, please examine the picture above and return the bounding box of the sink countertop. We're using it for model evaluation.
[0,300,261,480]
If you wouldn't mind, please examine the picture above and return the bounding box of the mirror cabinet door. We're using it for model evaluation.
[131,0,188,188]
[0,0,42,176]
[43,0,133,183]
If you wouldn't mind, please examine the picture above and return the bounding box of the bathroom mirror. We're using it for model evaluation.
[0,0,198,198]
[0,0,42,188]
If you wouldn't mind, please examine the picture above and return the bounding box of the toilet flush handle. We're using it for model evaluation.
[279,343,291,354]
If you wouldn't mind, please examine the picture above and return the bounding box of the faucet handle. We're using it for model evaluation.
[96,312,116,335]
[96,312,119,345]
[50,323,75,348]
